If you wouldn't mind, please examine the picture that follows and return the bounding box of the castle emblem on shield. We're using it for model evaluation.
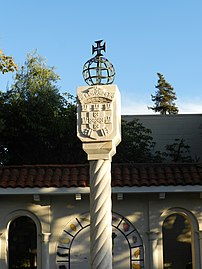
[78,87,114,140]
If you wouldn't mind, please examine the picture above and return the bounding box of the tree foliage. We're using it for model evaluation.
[149,73,178,115]
[0,52,86,165]
[0,53,193,165]
[163,138,194,162]
[0,49,18,74]
[113,119,160,163]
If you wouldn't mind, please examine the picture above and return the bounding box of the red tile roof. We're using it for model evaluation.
[1,163,202,188]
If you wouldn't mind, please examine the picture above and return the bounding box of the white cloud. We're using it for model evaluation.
[178,102,202,114]
[121,101,202,115]
[121,102,153,115]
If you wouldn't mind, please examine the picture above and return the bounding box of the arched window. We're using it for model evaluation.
[8,216,37,269]
[163,213,192,269]
[56,212,144,269]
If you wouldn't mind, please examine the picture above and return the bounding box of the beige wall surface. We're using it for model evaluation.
[123,114,202,161]
[0,192,201,269]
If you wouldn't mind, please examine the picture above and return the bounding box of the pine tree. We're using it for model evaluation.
[149,73,179,115]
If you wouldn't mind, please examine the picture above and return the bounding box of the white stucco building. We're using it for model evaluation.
[1,114,202,269]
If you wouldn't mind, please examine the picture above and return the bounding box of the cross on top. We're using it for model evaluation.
[92,40,106,56]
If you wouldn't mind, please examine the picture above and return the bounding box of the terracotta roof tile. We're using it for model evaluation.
[111,166,122,186]
[130,167,140,186]
[181,167,190,184]
[0,163,202,188]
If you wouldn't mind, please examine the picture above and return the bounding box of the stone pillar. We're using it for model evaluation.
[197,230,202,269]
[90,159,112,268]
[148,231,161,269]
[77,85,121,269]
[0,233,5,269]
[41,232,51,269]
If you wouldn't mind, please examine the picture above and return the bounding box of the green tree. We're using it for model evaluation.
[163,138,194,162]
[113,119,160,163]
[0,52,86,165]
[0,49,18,74]
[0,49,18,164]
[148,73,178,115]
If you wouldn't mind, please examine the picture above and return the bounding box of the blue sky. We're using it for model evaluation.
[0,0,202,114]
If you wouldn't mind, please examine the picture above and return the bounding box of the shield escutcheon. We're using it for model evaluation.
[89,110,105,131]
[81,101,113,139]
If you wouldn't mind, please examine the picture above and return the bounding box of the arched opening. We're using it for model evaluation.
[8,216,37,269]
[163,213,192,269]
[56,212,144,269]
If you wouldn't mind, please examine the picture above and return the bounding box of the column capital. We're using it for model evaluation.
[197,230,202,239]
[83,141,116,160]
[42,232,51,243]
[147,231,161,241]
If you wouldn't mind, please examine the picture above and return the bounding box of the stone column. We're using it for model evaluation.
[77,85,121,269]
[90,159,112,268]
[0,233,5,269]
[197,230,202,269]
[147,231,161,269]
[41,232,51,269]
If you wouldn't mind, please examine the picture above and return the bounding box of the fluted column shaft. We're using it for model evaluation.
[90,159,112,269]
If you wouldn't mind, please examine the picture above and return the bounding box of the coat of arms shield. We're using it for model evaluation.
[81,101,113,139]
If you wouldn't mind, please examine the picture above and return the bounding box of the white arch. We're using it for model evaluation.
[56,211,144,269]
[0,209,42,269]
[161,207,201,269]
[161,207,199,231]
[3,209,42,232]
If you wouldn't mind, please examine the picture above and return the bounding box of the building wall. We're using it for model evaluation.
[0,192,202,269]
[123,114,202,161]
